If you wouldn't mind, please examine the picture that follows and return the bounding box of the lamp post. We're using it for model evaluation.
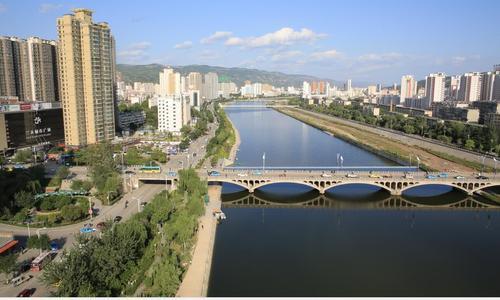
[481,155,486,175]
[262,152,266,171]
[494,158,498,178]
[36,227,47,255]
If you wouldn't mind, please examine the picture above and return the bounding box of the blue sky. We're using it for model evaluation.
[1,0,499,84]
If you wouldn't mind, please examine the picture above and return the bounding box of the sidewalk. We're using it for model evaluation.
[176,185,221,297]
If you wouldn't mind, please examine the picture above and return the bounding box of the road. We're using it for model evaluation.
[293,108,498,168]
[0,183,163,297]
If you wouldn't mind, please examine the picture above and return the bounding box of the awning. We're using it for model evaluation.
[0,240,18,255]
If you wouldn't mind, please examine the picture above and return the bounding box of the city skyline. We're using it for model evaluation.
[0,0,499,84]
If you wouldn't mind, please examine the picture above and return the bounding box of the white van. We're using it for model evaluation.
[10,275,32,287]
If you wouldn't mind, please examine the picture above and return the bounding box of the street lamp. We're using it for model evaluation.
[262,152,266,171]
[36,227,47,255]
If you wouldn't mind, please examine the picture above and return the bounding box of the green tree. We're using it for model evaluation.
[27,234,51,250]
[60,205,86,222]
[464,139,475,150]
[14,190,35,209]
[14,149,32,163]
[0,253,18,275]
[403,124,415,134]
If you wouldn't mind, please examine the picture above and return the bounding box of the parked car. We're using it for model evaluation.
[17,288,35,297]
[11,275,32,287]
[49,241,59,251]
[114,215,122,223]
[79,227,96,234]
[96,222,107,230]
[167,171,177,176]
[208,170,221,176]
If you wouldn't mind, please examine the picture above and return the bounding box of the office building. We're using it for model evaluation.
[458,72,482,102]
[57,8,116,146]
[0,102,64,151]
[425,73,446,103]
[400,75,417,103]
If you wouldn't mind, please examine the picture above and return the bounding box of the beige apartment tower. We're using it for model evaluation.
[57,8,116,146]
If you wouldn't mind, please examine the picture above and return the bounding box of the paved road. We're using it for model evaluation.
[0,183,163,297]
[293,108,498,168]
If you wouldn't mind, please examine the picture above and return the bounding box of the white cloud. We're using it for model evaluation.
[451,54,480,65]
[174,41,193,49]
[201,31,233,44]
[0,3,7,13]
[199,50,219,60]
[310,49,341,60]
[271,50,302,61]
[39,3,63,13]
[117,42,152,62]
[225,27,327,48]
[358,52,404,62]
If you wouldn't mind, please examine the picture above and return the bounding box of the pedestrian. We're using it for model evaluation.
[202,224,204,229]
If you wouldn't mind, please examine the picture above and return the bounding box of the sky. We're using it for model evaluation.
[1,0,499,85]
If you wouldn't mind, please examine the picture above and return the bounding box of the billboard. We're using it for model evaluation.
[3,108,64,148]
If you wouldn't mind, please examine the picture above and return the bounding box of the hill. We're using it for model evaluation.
[116,63,343,87]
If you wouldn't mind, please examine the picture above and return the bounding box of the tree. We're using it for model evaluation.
[56,166,70,179]
[27,234,51,250]
[14,190,35,209]
[71,180,93,192]
[0,253,18,275]
[14,149,32,163]
[403,124,415,134]
[61,205,86,222]
[464,139,475,150]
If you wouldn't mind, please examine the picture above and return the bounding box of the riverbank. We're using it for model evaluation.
[177,185,222,297]
[227,116,241,164]
[276,107,476,173]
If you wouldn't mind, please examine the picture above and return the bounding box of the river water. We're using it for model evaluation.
[207,101,500,296]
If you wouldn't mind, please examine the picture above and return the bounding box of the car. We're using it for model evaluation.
[79,227,96,234]
[426,174,437,179]
[17,288,35,297]
[125,170,136,174]
[321,173,332,178]
[346,173,358,178]
[237,173,248,177]
[454,175,466,179]
[18,262,31,274]
[403,173,414,179]
[167,171,177,176]
[49,241,59,251]
[438,173,448,178]
[208,170,221,176]
[369,174,382,178]
[252,170,262,176]
[476,175,489,180]
[114,216,122,223]
[382,174,393,178]
[96,222,107,230]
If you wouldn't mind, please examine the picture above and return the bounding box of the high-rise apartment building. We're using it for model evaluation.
[458,72,482,102]
[400,75,417,103]
[27,37,59,102]
[203,72,218,100]
[448,75,460,100]
[0,36,59,102]
[425,72,445,103]
[159,68,180,97]
[188,72,202,91]
[480,71,500,101]
[57,8,116,146]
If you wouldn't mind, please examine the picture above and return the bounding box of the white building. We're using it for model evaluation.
[202,72,219,100]
[425,72,446,103]
[159,68,181,97]
[302,81,311,98]
[219,82,238,98]
[400,75,417,103]
[157,95,191,133]
[252,83,262,97]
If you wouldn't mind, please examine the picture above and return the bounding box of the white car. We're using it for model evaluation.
[237,173,248,177]
[321,173,332,178]
[346,173,359,178]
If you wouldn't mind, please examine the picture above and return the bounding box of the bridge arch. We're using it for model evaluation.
[206,178,251,191]
[324,182,392,194]
[400,182,470,195]
[471,182,499,193]
[252,180,321,193]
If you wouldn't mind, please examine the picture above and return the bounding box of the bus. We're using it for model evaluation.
[30,251,53,271]
[139,166,161,174]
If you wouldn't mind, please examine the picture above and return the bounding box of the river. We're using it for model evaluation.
[207,101,500,296]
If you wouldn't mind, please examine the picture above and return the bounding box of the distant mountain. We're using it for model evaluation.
[116,63,345,88]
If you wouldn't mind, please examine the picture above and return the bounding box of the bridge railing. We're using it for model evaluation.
[223,166,419,172]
